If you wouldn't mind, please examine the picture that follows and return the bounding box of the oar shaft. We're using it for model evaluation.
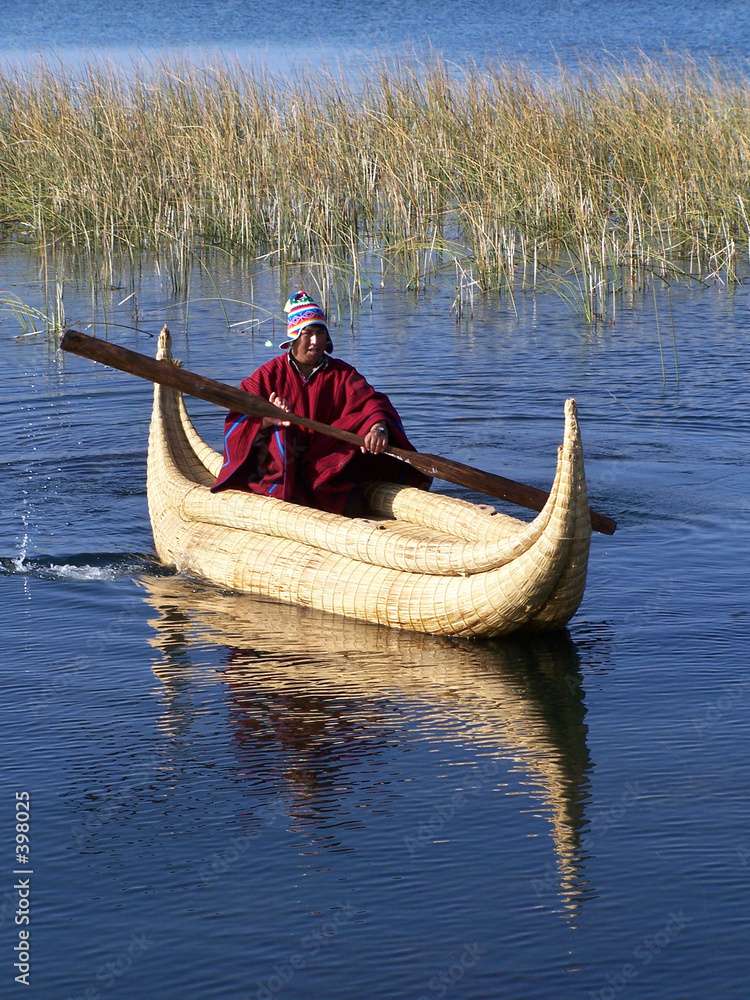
[60,329,616,535]
[61,329,360,443]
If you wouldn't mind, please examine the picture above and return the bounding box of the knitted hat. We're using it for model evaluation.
[280,290,333,352]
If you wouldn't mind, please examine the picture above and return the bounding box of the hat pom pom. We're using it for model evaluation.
[284,289,314,314]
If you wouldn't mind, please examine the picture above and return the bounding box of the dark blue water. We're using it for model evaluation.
[2,245,749,998]
[1,0,750,74]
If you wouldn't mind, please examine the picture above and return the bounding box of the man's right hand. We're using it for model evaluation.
[262,392,292,428]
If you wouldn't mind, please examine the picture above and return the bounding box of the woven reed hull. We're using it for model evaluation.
[147,330,591,637]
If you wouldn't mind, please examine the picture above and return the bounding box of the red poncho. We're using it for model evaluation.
[211,354,429,513]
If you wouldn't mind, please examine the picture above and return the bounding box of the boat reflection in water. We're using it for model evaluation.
[140,574,593,917]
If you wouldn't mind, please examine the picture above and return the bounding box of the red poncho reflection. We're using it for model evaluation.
[211,354,429,513]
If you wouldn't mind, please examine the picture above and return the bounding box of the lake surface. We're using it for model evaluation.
[1,246,748,998]
[2,0,750,75]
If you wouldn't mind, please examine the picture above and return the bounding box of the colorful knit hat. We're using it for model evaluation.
[280,290,333,351]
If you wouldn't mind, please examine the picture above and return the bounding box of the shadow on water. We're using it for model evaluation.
[140,573,595,919]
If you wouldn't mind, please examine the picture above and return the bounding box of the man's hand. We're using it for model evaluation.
[361,422,389,455]
[262,392,292,428]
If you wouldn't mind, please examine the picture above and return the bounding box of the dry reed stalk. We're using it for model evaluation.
[1,55,748,321]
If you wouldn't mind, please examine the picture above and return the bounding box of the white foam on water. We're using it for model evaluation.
[6,558,119,581]
[17,488,31,597]
[2,555,154,583]
[12,552,28,573]
[42,563,123,582]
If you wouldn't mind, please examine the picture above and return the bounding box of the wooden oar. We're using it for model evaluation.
[60,328,617,535]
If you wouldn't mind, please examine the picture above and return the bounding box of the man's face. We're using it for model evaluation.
[292,324,327,365]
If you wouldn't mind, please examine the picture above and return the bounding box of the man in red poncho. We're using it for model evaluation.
[211,290,429,514]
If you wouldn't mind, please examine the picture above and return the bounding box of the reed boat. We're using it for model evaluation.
[147,329,591,637]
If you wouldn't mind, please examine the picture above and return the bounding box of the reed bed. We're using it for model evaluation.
[1,56,748,321]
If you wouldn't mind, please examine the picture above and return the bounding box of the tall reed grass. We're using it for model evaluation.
[1,56,748,321]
